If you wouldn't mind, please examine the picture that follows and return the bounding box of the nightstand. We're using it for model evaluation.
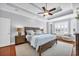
[15,35,26,45]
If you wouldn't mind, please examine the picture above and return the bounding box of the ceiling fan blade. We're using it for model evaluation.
[42,7,46,11]
[49,13,53,15]
[49,8,56,12]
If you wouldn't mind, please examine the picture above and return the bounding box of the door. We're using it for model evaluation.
[0,18,10,47]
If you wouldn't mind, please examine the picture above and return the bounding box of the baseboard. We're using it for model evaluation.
[15,42,26,45]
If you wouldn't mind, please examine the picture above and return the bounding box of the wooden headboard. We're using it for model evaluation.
[24,27,41,35]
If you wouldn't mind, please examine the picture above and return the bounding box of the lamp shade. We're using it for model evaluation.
[16,28,23,36]
[16,28,22,32]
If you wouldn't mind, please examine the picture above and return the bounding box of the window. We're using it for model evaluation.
[55,21,69,35]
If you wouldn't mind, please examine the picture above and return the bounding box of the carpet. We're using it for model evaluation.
[16,41,73,56]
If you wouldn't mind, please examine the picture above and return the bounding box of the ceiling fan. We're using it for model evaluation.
[38,3,56,16]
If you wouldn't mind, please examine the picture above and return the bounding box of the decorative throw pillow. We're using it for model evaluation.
[35,30,42,35]
[26,30,35,35]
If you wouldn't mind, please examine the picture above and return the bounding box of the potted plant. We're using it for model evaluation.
[75,14,79,20]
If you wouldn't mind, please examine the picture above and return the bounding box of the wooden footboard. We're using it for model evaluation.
[37,39,57,56]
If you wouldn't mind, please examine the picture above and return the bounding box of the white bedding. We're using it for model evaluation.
[26,34,56,50]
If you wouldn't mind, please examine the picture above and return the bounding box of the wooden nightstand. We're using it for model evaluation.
[15,35,26,45]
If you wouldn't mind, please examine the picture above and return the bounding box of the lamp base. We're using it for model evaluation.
[18,32,21,36]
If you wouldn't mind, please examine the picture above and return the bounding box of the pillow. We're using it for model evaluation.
[64,34,72,37]
[35,30,42,35]
[26,35,32,42]
[26,30,35,35]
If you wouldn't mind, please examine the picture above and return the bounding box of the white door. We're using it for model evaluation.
[0,18,10,47]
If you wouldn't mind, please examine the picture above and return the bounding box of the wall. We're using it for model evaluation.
[0,18,10,47]
[46,22,53,34]
[0,10,46,44]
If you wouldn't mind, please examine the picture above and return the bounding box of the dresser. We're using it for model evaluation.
[75,33,79,56]
[15,35,26,45]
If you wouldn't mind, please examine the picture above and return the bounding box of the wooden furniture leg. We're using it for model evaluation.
[38,46,41,56]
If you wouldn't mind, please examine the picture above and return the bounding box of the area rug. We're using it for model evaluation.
[42,41,73,56]
[16,41,73,56]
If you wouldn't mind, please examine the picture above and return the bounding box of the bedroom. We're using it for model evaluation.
[0,3,79,56]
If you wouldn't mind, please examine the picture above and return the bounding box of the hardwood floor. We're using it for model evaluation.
[0,45,16,56]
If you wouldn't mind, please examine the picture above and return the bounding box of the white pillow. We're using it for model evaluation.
[35,30,42,35]
[26,30,35,35]
[26,35,32,42]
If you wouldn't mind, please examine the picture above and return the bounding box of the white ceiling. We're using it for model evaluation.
[0,3,79,22]
[14,3,73,18]
[34,3,72,10]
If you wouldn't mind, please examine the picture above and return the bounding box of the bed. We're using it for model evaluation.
[24,27,57,56]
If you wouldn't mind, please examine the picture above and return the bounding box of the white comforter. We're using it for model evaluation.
[26,34,56,50]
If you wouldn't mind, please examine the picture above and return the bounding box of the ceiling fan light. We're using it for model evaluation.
[44,12,48,16]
